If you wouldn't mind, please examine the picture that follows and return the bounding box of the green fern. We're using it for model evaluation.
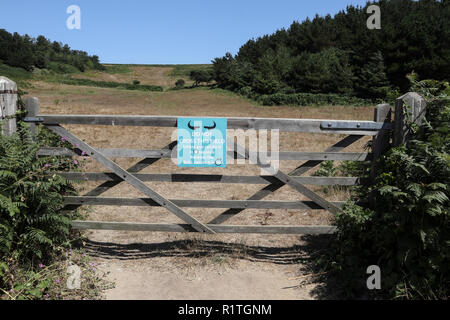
[321,80,450,299]
[0,122,80,287]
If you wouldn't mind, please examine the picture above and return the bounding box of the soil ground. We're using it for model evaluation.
[26,66,373,299]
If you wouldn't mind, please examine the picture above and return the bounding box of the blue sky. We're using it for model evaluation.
[0,0,369,64]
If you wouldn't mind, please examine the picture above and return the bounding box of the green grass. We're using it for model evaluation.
[0,63,34,89]
[168,64,212,78]
[103,64,132,74]
[0,63,32,81]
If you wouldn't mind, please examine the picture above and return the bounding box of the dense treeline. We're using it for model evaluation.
[0,29,105,73]
[212,0,450,102]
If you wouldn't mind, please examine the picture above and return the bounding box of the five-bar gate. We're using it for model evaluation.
[23,99,403,235]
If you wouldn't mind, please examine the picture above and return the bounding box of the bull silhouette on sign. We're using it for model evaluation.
[187,120,216,130]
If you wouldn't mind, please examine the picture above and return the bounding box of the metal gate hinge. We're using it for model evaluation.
[23,117,44,122]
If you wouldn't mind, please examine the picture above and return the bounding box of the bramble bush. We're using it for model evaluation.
[319,80,450,299]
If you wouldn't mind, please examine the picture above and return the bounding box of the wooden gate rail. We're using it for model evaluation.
[64,196,345,209]
[23,103,397,235]
[28,114,392,135]
[37,148,373,161]
[52,172,368,186]
[71,221,337,235]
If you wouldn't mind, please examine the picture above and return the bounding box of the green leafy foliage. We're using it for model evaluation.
[321,80,450,299]
[175,79,185,88]
[212,0,450,105]
[0,96,112,299]
[313,160,371,195]
[0,122,82,290]
[190,69,214,87]
[0,30,104,72]
[256,92,372,106]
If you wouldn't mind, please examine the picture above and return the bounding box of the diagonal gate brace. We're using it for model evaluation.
[47,125,215,234]
[230,140,341,214]
[209,135,362,224]
[64,141,177,211]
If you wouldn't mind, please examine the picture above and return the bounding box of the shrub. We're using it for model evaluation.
[257,92,372,106]
[132,80,140,85]
[320,80,450,299]
[0,126,79,260]
[0,122,81,288]
[47,62,79,74]
[175,79,185,88]
[190,69,214,87]
[0,91,110,300]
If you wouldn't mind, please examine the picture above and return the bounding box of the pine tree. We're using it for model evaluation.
[355,51,391,99]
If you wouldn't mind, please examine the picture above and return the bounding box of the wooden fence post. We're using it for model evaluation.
[369,104,392,207]
[25,97,39,141]
[0,76,18,136]
[393,92,427,146]
[370,103,392,185]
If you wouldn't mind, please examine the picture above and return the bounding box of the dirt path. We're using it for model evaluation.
[84,231,324,300]
[104,270,312,300]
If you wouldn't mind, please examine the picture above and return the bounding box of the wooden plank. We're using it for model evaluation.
[47,125,215,234]
[64,196,345,209]
[35,114,381,135]
[209,135,363,224]
[36,147,173,158]
[24,97,39,142]
[37,147,372,161]
[71,220,337,234]
[55,172,366,186]
[0,77,17,136]
[370,104,392,185]
[274,152,371,161]
[289,135,364,176]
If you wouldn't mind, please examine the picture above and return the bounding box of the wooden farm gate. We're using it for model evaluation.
[19,93,426,235]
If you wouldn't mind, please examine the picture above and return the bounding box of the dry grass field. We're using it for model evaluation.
[71,65,175,87]
[25,66,374,299]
